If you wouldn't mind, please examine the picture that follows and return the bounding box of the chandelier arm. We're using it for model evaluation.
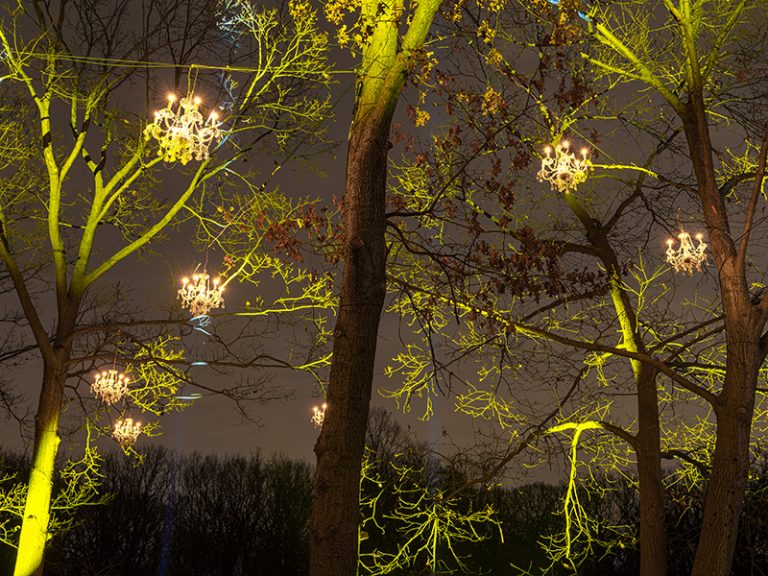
[113,418,142,446]
[537,141,592,193]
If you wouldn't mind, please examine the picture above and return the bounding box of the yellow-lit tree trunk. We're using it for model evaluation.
[14,362,67,576]
[309,2,441,575]
[11,297,78,576]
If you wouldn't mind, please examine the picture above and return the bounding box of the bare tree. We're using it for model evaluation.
[0,1,329,574]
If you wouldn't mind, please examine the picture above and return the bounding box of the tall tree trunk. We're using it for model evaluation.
[681,96,768,575]
[566,192,668,576]
[14,359,67,576]
[635,365,667,576]
[308,4,441,575]
[691,311,763,576]
[309,103,393,576]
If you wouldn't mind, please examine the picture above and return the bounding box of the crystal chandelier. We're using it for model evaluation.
[178,272,225,317]
[666,230,707,275]
[113,417,142,447]
[144,94,222,164]
[537,141,591,193]
[91,369,130,404]
[311,403,327,428]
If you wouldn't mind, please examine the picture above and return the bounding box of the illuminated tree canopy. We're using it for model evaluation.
[2,1,768,575]
[0,1,331,574]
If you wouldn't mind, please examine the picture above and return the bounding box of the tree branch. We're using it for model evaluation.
[737,125,768,276]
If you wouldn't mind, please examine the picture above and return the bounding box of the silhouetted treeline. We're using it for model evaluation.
[2,430,768,575]
[0,448,312,576]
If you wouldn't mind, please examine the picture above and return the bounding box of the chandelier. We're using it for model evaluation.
[666,230,707,274]
[144,94,222,164]
[91,369,130,404]
[113,417,142,447]
[178,272,225,317]
[537,141,591,193]
[311,403,327,428]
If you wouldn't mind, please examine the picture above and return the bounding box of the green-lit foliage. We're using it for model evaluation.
[538,422,633,572]
[375,0,768,573]
[0,1,332,572]
[0,474,26,551]
[358,411,502,575]
[186,0,337,385]
[359,448,500,575]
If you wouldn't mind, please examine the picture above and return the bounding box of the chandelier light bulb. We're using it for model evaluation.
[537,140,592,193]
[178,271,225,317]
[666,230,707,274]
[144,93,222,164]
[311,403,328,428]
[91,369,130,404]
[113,417,142,447]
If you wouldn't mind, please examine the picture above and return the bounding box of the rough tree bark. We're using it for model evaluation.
[309,2,442,576]
[684,97,768,576]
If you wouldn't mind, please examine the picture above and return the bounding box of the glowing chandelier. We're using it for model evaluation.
[537,141,591,193]
[91,369,130,404]
[178,272,225,317]
[666,230,707,275]
[144,94,222,164]
[311,403,327,428]
[113,417,142,447]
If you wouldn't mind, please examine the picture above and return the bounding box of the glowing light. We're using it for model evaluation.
[311,403,327,428]
[113,418,142,446]
[90,369,130,404]
[666,230,707,275]
[537,141,592,193]
[178,272,225,317]
[144,93,222,164]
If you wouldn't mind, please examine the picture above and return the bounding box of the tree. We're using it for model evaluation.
[376,1,768,574]
[0,1,329,574]
[308,3,442,576]
[580,2,768,573]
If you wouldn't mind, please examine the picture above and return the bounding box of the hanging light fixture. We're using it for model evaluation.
[178,272,225,317]
[666,230,707,275]
[144,93,222,164]
[91,369,130,404]
[113,417,142,447]
[311,403,327,428]
[537,141,591,193]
